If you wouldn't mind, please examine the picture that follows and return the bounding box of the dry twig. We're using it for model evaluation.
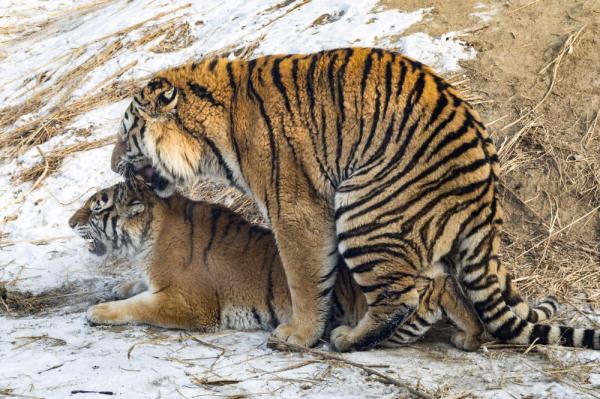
[267,338,433,399]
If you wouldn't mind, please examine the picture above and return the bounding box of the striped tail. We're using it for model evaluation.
[461,217,598,349]
[497,263,559,322]
[472,280,599,349]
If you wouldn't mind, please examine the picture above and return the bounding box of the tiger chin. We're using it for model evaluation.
[70,181,497,351]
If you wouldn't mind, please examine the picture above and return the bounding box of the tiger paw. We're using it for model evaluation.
[268,323,320,349]
[111,280,147,299]
[329,325,356,352]
[86,303,126,326]
[451,331,481,352]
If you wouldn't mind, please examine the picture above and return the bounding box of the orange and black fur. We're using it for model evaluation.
[70,182,488,350]
[111,48,599,351]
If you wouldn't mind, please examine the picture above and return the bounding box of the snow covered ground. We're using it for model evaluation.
[0,1,598,398]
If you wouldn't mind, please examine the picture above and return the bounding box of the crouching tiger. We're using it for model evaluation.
[71,181,493,350]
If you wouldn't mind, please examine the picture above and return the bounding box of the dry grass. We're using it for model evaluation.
[150,21,195,53]
[0,3,193,163]
[491,26,600,310]
[11,136,115,185]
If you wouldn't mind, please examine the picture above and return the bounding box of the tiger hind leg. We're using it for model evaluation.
[382,273,482,352]
[331,196,420,352]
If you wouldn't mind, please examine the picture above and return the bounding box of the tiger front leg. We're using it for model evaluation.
[87,290,219,330]
[87,291,166,326]
[268,195,338,348]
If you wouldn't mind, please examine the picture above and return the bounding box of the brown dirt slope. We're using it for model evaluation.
[382,0,600,310]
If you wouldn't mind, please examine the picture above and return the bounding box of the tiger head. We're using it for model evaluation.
[111,68,232,198]
[68,181,157,256]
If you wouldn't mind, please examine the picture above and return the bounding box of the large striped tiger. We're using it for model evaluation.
[69,181,488,350]
[110,48,599,351]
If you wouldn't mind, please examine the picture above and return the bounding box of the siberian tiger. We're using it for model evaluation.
[69,181,487,350]
[110,48,599,351]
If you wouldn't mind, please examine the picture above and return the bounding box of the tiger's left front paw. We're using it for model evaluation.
[86,303,127,326]
[329,325,356,352]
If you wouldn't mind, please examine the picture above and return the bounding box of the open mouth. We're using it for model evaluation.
[85,238,107,256]
[135,165,171,192]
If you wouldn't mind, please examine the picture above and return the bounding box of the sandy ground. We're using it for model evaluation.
[1,1,599,398]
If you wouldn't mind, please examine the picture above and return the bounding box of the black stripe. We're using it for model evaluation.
[203,207,221,264]
[582,329,595,349]
[350,259,385,274]
[369,284,416,307]
[226,62,244,184]
[362,114,395,167]
[335,48,352,178]
[348,50,374,168]
[202,137,236,184]
[395,328,419,338]
[147,77,168,92]
[394,71,425,144]
[359,283,387,293]
[480,304,510,323]
[265,249,279,328]
[478,294,504,314]
[538,304,552,319]
[251,308,262,326]
[559,326,574,347]
[531,324,551,345]
[209,59,219,71]
[271,57,293,115]
[343,244,413,267]
[247,61,281,216]
[423,83,449,131]
[291,58,302,109]
[425,116,473,162]
[395,60,407,99]
[414,315,431,327]
[187,82,224,108]
[360,84,381,158]
[382,58,393,123]
[320,104,328,165]
[527,308,539,323]
[500,317,527,341]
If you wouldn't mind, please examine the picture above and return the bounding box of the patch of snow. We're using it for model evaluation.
[471,3,501,23]
[397,32,476,72]
[1,313,597,398]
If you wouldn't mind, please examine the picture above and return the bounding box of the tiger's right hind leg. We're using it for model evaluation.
[331,191,420,352]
